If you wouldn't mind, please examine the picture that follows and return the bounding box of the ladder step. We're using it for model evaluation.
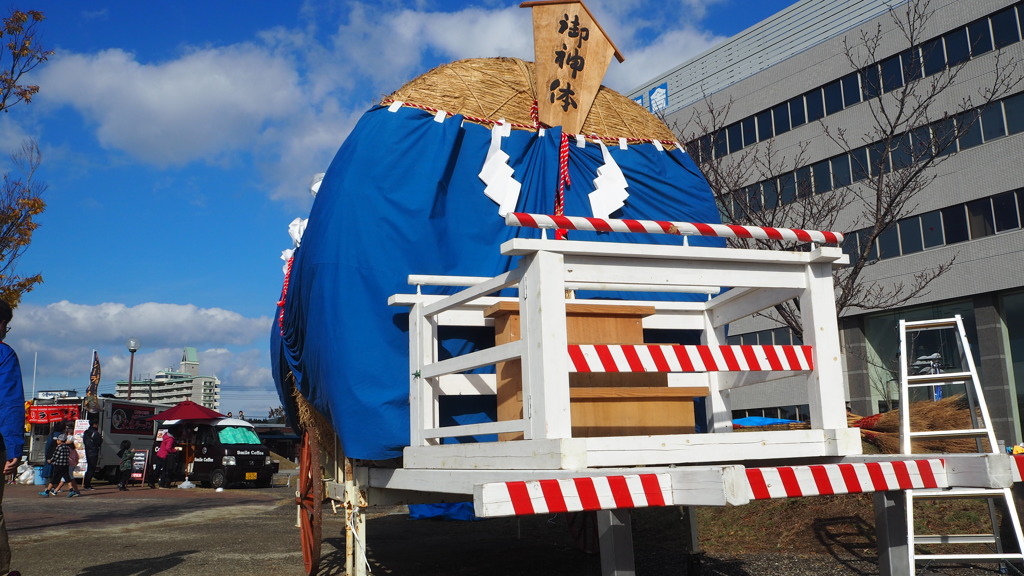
[908,429,990,439]
[903,318,960,330]
[914,552,1024,562]
[915,534,998,545]
[905,372,973,384]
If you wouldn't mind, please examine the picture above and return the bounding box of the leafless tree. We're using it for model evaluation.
[669,0,1022,340]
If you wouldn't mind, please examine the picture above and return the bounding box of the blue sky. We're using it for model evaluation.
[1,0,796,416]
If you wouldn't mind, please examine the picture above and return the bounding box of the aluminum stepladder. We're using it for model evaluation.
[898,315,1024,574]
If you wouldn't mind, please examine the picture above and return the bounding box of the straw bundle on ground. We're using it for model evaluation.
[384,57,679,144]
[852,394,989,453]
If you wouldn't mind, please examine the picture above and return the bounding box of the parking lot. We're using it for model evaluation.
[3,479,317,576]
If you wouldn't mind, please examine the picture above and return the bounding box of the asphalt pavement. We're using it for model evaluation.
[0,477,1002,576]
[3,477,320,576]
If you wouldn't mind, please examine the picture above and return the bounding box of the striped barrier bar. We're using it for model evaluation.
[745,459,947,500]
[506,212,845,245]
[568,344,814,373]
[478,473,673,518]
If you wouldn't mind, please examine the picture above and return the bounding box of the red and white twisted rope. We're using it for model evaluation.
[506,212,844,245]
[554,133,571,240]
[277,255,295,334]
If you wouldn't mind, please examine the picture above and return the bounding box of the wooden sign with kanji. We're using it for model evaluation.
[521,0,623,133]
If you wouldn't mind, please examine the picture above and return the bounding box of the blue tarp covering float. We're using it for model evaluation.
[271,58,724,461]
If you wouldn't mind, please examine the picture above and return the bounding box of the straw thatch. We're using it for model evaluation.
[384,57,678,144]
[289,373,334,453]
[852,395,990,454]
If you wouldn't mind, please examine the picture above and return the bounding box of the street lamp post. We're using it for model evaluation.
[126,337,140,401]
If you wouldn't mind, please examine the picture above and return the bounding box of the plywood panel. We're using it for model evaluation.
[487,301,690,440]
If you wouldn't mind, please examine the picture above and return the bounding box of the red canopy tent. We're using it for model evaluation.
[145,400,224,421]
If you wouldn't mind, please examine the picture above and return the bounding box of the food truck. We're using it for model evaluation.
[27,396,169,481]
[153,418,274,488]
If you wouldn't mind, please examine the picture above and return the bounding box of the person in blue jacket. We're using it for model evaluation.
[0,300,24,576]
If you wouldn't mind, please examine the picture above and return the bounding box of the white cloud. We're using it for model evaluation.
[36,45,305,167]
[9,301,278,415]
[29,1,731,206]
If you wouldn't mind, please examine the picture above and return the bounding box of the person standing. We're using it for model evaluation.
[116,440,132,491]
[82,421,102,490]
[0,300,25,575]
[151,426,177,488]
[48,434,79,498]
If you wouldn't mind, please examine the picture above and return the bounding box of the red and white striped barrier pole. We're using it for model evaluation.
[506,212,844,245]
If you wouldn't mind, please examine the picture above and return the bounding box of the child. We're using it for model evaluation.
[117,440,132,491]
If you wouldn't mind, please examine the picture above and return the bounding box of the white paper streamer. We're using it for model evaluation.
[589,141,629,219]
[479,121,522,216]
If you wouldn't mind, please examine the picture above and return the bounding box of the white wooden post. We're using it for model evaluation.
[800,248,847,429]
[519,249,572,440]
[703,311,732,433]
[408,302,438,447]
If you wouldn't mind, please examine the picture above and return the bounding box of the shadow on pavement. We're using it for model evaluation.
[76,551,196,576]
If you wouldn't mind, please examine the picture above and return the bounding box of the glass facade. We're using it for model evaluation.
[690,2,1024,161]
[863,301,977,412]
[1002,292,1024,442]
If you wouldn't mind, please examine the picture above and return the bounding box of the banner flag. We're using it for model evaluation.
[85,351,101,412]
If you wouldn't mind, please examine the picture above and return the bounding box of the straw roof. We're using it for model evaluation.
[384,57,678,144]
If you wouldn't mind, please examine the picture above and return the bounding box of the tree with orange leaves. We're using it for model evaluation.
[0,9,51,307]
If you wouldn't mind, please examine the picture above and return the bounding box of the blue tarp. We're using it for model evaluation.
[272,104,724,460]
[733,416,800,427]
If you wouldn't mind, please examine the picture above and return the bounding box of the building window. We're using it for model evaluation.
[763,179,779,210]
[922,37,946,76]
[756,109,773,142]
[862,64,881,100]
[967,18,993,57]
[1005,92,1024,134]
[841,72,861,107]
[741,116,757,147]
[727,122,743,154]
[842,232,860,265]
[957,110,983,150]
[942,205,969,244]
[823,80,844,115]
[943,28,970,67]
[713,130,728,158]
[796,166,812,198]
[901,48,923,83]
[869,141,891,175]
[779,173,796,205]
[831,154,852,188]
[992,6,1021,49]
[805,88,825,122]
[994,190,1021,232]
[880,55,903,93]
[899,218,923,255]
[967,197,995,239]
[851,147,869,182]
[811,159,832,194]
[890,133,913,170]
[980,102,1007,141]
[933,117,958,156]
[746,184,762,213]
[921,210,944,248]
[772,102,791,135]
[878,225,900,259]
[789,95,806,127]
